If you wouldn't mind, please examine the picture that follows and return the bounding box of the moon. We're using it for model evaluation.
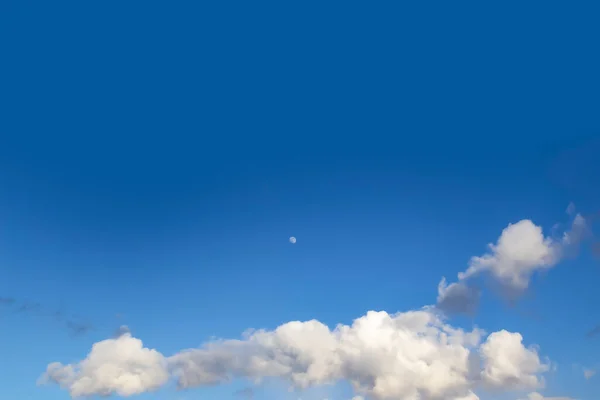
[289,236,297,244]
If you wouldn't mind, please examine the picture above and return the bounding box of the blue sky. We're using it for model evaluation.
[1,1,600,400]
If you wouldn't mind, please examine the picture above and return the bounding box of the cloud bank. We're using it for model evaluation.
[40,308,550,400]
[39,206,585,399]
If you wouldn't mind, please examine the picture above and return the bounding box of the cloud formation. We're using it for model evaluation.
[40,308,550,400]
[40,207,590,399]
[39,333,169,397]
[437,209,589,315]
[458,220,560,291]
[479,330,548,390]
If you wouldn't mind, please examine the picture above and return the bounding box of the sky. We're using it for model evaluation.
[1,1,600,400]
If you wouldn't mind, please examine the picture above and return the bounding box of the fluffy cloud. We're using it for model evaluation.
[40,308,552,400]
[38,333,169,397]
[169,309,483,400]
[479,330,548,390]
[43,210,585,399]
[458,220,559,290]
[437,211,588,315]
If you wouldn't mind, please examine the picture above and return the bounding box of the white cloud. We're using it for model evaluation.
[40,309,552,400]
[38,333,169,397]
[520,392,576,400]
[169,309,484,400]
[458,220,559,291]
[583,368,595,379]
[437,211,590,315]
[480,330,549,390]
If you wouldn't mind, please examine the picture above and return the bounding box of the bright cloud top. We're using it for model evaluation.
[458,220,559,290]
[40,309,549,400]
[40,334,169,397]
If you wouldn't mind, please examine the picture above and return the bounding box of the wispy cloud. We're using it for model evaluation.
[0,296,94,336]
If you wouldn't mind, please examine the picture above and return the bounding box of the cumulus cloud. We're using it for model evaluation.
[479,330,548,391]
[169,309,485,400]
[458,220,559,291]
[39,308,553,400]
[38,333,169,397]
[437,210,590,315]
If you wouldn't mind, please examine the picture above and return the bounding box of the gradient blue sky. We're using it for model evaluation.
[1,2,600,400]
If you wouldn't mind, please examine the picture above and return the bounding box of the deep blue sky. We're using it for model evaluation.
[1,1,599,399]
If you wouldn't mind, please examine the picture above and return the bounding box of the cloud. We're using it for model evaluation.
[479,330,548,390]
[38,333,169,397]
[168,309,486,400]
[520,392,576,400]
[40,308,552,400]
[583,368,595,379]
[437,210,590,315]
[0,296,94,336]
[436,278,481,316]
[458,220,559,291]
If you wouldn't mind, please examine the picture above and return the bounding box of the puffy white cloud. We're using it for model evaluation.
[520,392,576,400]
[480,330,548,390]
[459,220,559,291]
[38,333,169,397]
[40,308,552,400]
[169,309,484,400]
[44,212,581,399]
[438,212,589,314]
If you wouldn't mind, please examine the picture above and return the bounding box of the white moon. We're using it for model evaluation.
[289,236,297,244]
